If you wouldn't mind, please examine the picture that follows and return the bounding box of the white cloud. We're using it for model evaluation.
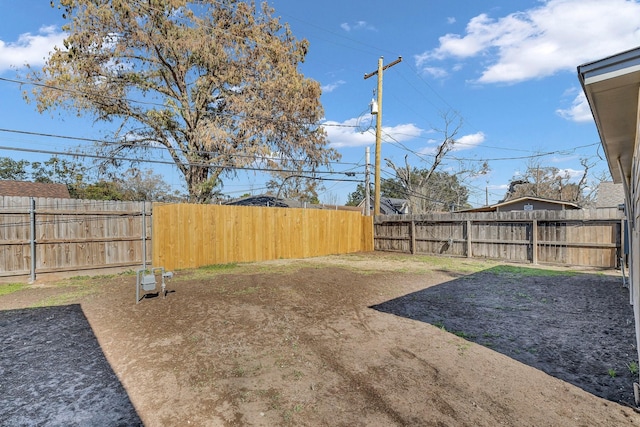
[556,92,593,122]
[340,21,376,32]
[489,183,509,191]
[454,131,485,150]
[321,80,346,93]
[423,67,449,79]
[419,131,485,155]
[0,25,66,73]
[324,115,422,148]
[447,17,456,25]
[415,0,640,84]
[558,167,585,181]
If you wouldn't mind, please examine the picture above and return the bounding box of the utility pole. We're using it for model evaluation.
[365,146,370,216]
[364,56,402,215]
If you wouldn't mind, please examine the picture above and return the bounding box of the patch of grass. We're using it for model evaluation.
[199,263,239,272]
[57,275,102,288]
[608,368,617,378]
[232,365,246,377]
[490,265,577,277]
[0,283,26,297]
[266,390,283,410]
[627,362,638,375]
[412,255,498,274]
[175,263,249,281]
[234,286,260,295]
[68,272,125,282]
[30,287,97,307]
[482,332,501,338]
[456,341,472,355]
[283,403,305,423]
[452,330,474,339]
[432,321,446,330]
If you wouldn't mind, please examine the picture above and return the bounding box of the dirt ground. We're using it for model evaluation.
[1,252,639,426]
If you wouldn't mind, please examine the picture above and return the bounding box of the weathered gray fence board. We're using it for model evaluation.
[375,209,624,268]
[0,196,151,278]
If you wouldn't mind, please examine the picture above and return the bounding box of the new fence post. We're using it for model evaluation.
[29,197,36,283]
[142,201,147,270]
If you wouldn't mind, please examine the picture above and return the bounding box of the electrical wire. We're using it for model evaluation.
[0,127,362,168]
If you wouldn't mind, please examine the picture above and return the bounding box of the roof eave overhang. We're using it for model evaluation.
[578,47,640,184]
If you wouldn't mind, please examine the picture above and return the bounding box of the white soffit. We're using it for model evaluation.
[578,47,640,184]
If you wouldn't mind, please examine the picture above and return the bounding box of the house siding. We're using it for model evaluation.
[632,122,640,380]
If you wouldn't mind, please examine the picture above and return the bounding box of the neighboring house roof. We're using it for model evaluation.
[578,46,640,184]
[458,196,581,213]
[596,182,625,208]
[0,181,71,198]
[225,195,302,208]
[224,195,360,211]
[358,197,410,215]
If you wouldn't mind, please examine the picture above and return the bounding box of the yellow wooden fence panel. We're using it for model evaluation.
[153,204,374,271]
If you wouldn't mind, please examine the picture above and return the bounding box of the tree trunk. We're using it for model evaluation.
[186,164,214,203]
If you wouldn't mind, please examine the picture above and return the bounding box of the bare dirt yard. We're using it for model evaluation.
[1,252,639,426]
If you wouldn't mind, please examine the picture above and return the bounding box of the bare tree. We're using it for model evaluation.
[385,111,487,213]
[504,157,597,205]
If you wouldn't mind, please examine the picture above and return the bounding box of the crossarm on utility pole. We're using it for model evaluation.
[364,56,403,79]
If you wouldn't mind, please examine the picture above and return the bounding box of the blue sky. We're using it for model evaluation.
[1,0,640,206]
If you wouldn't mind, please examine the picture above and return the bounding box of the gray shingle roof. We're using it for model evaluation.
[0,181,71,198]
[596,182,625,208]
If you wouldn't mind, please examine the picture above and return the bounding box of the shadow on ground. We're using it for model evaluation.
[371,266,638,406]
[0,304,142,426]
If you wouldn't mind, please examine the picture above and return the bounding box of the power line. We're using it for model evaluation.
[2,76,359,132]
[1,41,594,165]
[0,127,362,168]
[0,144,364,177]
[376,126,600,163]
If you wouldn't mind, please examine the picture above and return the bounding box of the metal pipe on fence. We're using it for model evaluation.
[29,197,36,283]
[142,202,147,270]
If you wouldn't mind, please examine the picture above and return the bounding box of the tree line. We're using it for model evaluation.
[0,156,181,201]
[346,158,601,213]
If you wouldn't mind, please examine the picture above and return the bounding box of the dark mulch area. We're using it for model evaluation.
[0,304,142,427]
[371,266,638,406]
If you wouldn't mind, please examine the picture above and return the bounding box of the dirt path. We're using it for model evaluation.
[1,253,638,426]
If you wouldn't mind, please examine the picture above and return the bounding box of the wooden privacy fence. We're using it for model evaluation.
[152,204,374,271]
[0,196,151,280]
[375,208,625,268]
